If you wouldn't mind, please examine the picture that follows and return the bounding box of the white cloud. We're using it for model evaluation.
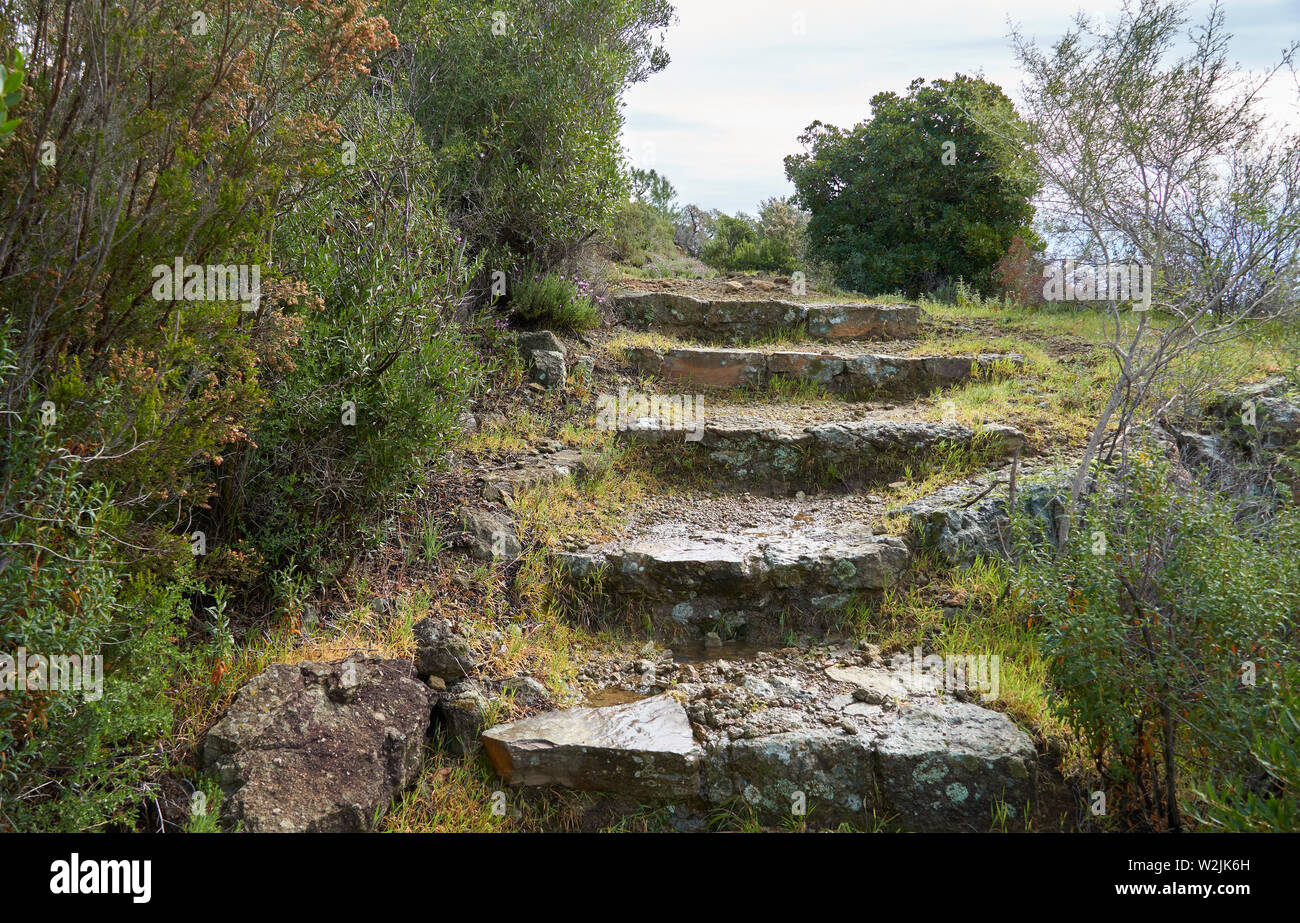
[623,0,1299,214]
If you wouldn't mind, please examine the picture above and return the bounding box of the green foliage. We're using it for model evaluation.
[607,200,677,266]
[628,167,680,219]
[1017,454,1300,830]
[403,0,675,264]
[235,108,489,575]
[700,212,800,274]
[509,270,601,332]
[0,48,24,144]
[1196,686,1300,831]
[785,74,1042,297]
[0,347,192,831]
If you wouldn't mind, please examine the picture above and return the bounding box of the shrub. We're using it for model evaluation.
[992,235,1047,306]
[1017,454,1300,830]
[608,200,677,266]
[785,74,1042,297]
[699,212,801,274]
[509,272,601,332]
[0,337,193,831]
[226,109,489,578]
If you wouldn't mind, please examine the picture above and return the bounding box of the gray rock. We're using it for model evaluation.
[515,330,564,356]
[901,476,1068,565]
[874,702,1036,832]
[481,694,702,800]
[528,349,566,389]
[439,681,490,757]
[481,449,590,503]
[503,675,550,704]
[572,354,596,383]
[701,727,880,827]
[412,617,480,682]
[202,656,432,832]
[455,506,521,562]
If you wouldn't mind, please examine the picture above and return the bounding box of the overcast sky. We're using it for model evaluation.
[621,0,1300,215]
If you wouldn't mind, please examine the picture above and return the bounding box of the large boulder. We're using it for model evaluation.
[202,656,433,832]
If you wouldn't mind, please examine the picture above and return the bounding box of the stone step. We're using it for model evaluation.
[624,345,1023,397]
[619,412,1027,493]
[481,693,702,801]
[556,512,910,639]
[480,643,1037,831]
[614,292,921,342]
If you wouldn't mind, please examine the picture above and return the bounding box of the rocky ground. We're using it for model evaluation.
[196,274,1300,834]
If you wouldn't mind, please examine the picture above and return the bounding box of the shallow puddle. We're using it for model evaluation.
[671,638,782,664]
[582,688,651,707]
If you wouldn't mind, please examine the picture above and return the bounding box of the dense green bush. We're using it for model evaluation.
[0,335,194,831]
[607,200,678,266]
[699,213,800,274]
[403,0,675,267]
[509,270,601,332]
[785,74,1041,297]
[222,108,490,578]
[1017,454,1300,830]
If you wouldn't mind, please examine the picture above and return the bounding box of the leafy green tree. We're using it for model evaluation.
[629,167,680,219]
[401,0,675,267]
[785,75,1041,297]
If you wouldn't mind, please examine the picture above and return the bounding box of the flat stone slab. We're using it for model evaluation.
[481,693,702,800]
[614,292,920,342]
[621,417,1026,492]
[556,519,910,637]
[625,346,1023,398]
[202,656,433,832]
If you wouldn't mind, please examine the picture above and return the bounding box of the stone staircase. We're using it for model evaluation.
[482,287,1041,830]
[624,345,1023,397]
[202,284,1045,834]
